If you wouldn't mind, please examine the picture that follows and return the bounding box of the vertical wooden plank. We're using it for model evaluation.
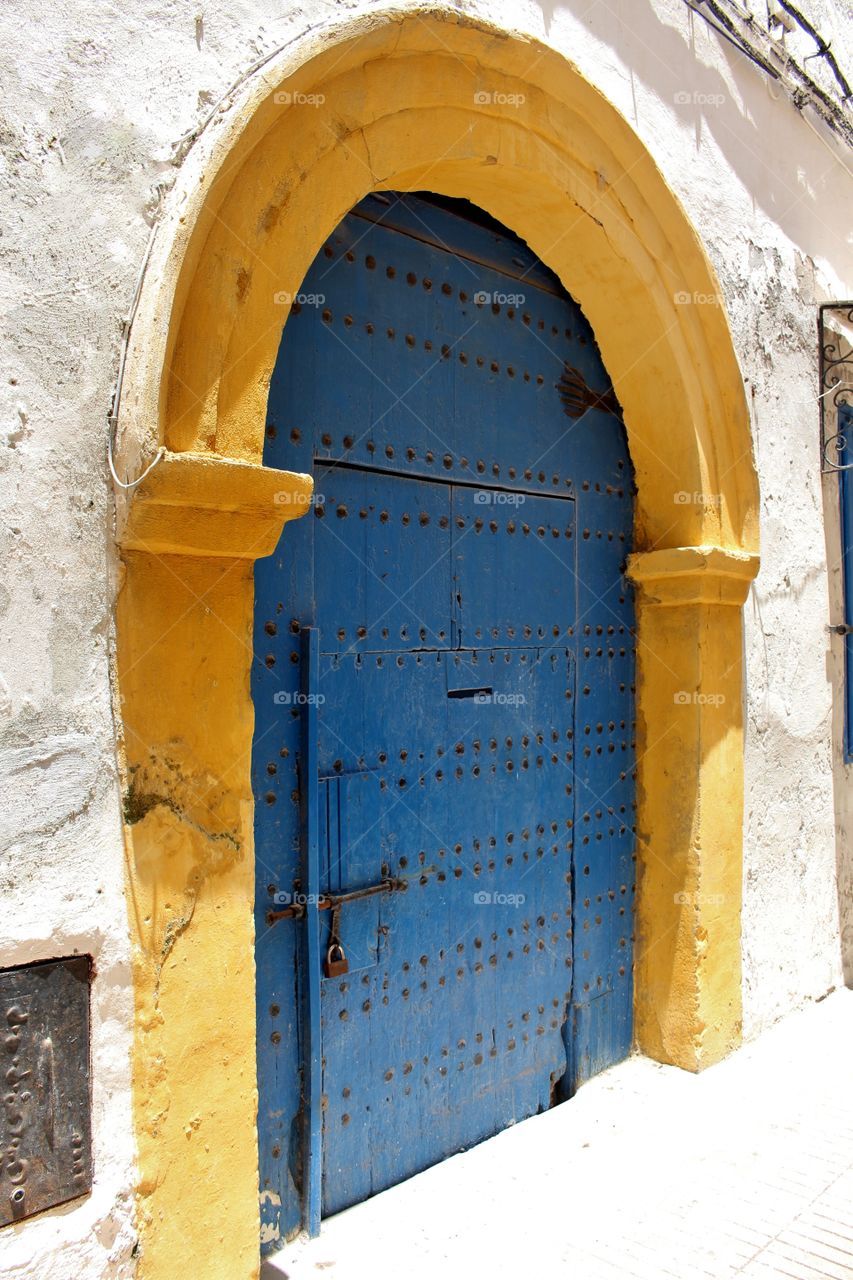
[838,402,853,761]
[299,626,322,1237]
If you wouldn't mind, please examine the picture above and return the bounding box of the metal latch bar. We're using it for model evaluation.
[267,876,407,925]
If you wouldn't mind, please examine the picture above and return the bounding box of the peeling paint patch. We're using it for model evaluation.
[123,758,240,852]
[259,1190,282,1246]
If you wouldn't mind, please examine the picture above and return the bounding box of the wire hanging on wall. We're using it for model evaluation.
[683,0,853,147]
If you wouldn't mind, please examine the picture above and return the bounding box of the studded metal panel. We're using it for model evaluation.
[0,957,92,1226]
[252,194,636,1244]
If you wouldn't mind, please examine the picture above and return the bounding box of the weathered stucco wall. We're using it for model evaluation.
[0,1,850,1277]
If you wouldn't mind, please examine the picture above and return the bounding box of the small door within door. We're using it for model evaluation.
[313,467,576,1213]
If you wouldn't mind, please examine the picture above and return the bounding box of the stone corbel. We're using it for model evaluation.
[117,449,313,560]
[628,545,759,608]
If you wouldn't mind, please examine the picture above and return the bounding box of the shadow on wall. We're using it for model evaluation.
[542,0,851,988]
[539,0,845,268]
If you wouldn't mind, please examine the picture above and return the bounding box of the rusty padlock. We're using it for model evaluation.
[324,941,349,978]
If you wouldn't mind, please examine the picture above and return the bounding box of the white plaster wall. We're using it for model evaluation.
[0,1,850,1275]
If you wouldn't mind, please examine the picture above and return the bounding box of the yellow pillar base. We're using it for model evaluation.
[117,453,311,1279]
[628,547,759,1071]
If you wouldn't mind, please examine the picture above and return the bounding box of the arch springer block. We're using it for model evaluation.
[628,546,760,607]
[118,450,313,560]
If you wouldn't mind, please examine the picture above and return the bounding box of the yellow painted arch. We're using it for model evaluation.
[150,15,757,553]
[115,11,760,1279]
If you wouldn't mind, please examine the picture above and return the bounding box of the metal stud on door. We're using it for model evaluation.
[252,193,636,1245]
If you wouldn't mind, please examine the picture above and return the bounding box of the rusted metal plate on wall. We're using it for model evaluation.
[0,956,92,1227]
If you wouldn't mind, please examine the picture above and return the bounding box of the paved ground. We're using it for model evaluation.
[262,989,853,1280]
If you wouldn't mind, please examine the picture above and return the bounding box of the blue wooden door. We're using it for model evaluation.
[252,194,635,1247]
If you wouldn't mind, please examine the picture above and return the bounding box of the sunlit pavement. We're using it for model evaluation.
[262,989,853,1280]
